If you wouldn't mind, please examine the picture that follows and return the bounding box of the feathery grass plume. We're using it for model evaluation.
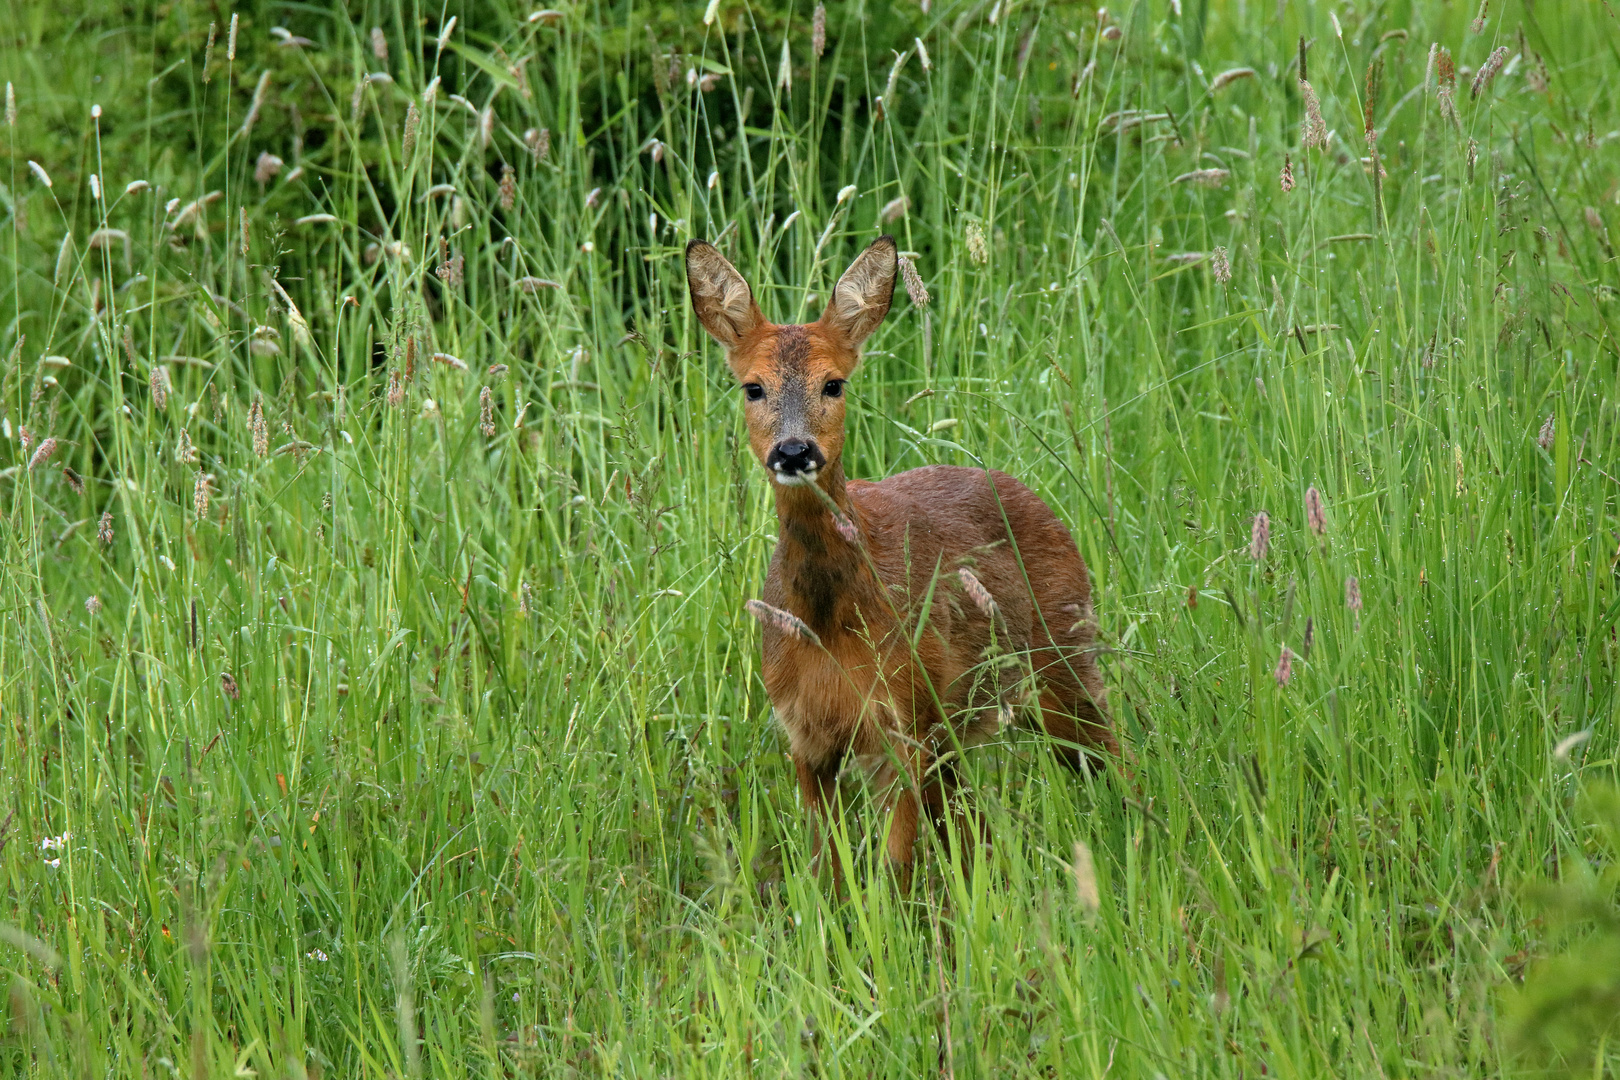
[958,568,999,620]
[28,160,52,188]
[1250,511,1270,560]
[898,254,930,307]
[1472,46,1509,99]
[965,222,988,265]
[480,387,495,437]
[1210,67,1255,93]
[150,365,169,410]
[499,165,516,212]
[371,26,388,60]
[386,370,404,407]
[1434,47,1458,127]
[5,82,14,126]
[1211,246,1231,284]
[202,23,216,82]
[880,195,910,223]
[98,512,113,544]
[1173,168,1230,188]
[745,599,821,647]
[85,595,101,616]
[524,127,550,161]
[1274,645,1294,687]
[1280,155,1295,193]
[193,472,210,518]
[812,4,826,58]
[175,429,198,465]
[227,13,237,59]
[1306,486,1326,535]
[402,102,420,162]
[915,37,930,72]
[249,399,269,456]
[1471,0,1488,33]
[1538,414,1555,450]
[27,437,57,471]
[1072,841,1100,917]
[238,70,270,138]
[220,672,240,700]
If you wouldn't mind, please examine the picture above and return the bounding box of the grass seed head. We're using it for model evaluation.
[898,254,930,307]
[812,4,826,58]
[1472,47,1509,99]
[386,370,404,407]
[1471,0,1489,34]
[525,127,550,161]
[480,386,495,437]
[499,164,516,212]
[203,23,216,82]
[745,599,821,647]
[1345,574,1362,614]
[1538,414,1555,450]
[1280,155,1295,193]
[1274,645,1294,686]
[371,26,388,60]
[5,82,14,127]
[193,471,210,517]
[249,398,269,457]
[150,365,169,410]
[1306,486,1326,535]
[1299,82,1327,151]
[220,672,240,700]
[28,160,52,188]
[1210,67,1255,93]
[402,103,420,161]
[85,595,101,616]
[98,512,113,544]
[1250,511,1270,560]
[965,221,988,265]
[254,153,283,184]
[958,567,999,620]
[1211,246,1231,284]
[880,195,909,223]
[175,428,198,465]
[27,437,57,471]
[226,13,237,60]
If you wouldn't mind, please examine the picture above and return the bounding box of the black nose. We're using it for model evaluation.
[767,439,823,476]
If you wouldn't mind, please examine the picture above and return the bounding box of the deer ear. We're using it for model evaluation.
[686,240,763,348]
[820,236,897,352]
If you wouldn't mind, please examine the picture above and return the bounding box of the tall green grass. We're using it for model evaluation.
[2,0,1617,1074]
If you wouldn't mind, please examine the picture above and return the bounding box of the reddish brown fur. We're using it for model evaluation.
[687,236,1119,888]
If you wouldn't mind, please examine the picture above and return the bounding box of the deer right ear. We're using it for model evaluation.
[686,240,763,349]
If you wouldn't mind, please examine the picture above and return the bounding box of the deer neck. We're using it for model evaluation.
[771,460,877,636]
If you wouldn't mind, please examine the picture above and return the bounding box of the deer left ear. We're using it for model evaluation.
[819,236,897,352]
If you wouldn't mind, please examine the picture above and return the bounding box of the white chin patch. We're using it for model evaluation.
[773,468,818,487]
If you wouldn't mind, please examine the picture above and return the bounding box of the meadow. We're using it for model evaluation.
[2,0,1618,1075]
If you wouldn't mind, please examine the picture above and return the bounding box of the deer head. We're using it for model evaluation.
[687,236,897,486]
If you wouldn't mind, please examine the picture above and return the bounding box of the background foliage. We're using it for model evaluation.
[2,0,1618,1075]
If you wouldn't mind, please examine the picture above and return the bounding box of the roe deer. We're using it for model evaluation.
[687,234,1119,888]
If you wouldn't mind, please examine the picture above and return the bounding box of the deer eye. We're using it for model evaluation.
[823,379,844,398]
[743,383,765,402]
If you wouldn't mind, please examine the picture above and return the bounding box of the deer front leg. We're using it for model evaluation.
[795,754,845,892]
